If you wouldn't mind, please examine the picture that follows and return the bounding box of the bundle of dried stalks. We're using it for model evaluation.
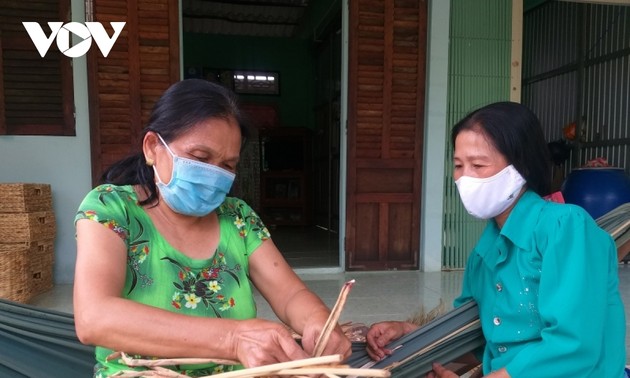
[109,351,389,377]
[109,280,379,377]
[406,300,446,327]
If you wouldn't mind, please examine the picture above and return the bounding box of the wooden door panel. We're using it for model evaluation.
[387,203,413,260]
[346,0,426,270]
[354,203,380,261]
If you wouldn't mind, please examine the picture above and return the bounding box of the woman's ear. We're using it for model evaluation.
[143,132,159,165]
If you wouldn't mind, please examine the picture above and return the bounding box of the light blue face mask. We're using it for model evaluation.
[153,133,235,217]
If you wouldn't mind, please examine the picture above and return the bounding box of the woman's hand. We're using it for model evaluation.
[248,240,351,361]
[485,368,511,378]
[366,321,417,360]
[232,319,309,368]
[427,363,510,378]
[426,362,458,378]
[300,310,352,359]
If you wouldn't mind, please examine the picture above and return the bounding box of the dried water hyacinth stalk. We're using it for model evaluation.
[107,351,240,368]
[406,300,446,327]
[313,279,356,357]
[112,353,390,378]
[203,354,390,378]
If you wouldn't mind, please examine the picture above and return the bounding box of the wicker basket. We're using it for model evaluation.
[0,243,29,302]
[0,183,52,213]
[0,211,56,243]
[27,239,55,298]
[0,240,54,302]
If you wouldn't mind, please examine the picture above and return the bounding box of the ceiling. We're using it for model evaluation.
[182,0,630,38]
[182,0,311,38]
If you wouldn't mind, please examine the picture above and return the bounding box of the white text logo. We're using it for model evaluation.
[23,22,126,58]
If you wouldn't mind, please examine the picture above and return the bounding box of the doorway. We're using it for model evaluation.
[181,1,343,269]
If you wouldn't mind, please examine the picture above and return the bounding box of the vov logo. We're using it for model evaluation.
[23,22,126,58]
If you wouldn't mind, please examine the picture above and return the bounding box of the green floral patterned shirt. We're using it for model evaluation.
[75,184,271,377]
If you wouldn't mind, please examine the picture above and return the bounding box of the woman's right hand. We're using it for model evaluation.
[366,321,417,361]
[231,319,310,368]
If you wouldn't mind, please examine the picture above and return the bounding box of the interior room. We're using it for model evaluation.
[181,0,343,269]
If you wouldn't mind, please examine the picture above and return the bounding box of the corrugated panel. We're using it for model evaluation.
[523,3,630,176]
[522,2,579,79]
[522,72,578,142]
[442,0,512,270]
[182,0,308,37]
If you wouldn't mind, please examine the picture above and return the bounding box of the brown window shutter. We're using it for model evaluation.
[88,0,180,184]
[0,0,75,136]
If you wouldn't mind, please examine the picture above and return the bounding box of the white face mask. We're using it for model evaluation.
[455,164,526,220]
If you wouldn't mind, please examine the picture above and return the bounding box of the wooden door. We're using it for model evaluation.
[87,0,180,184]
[346,0,427,270]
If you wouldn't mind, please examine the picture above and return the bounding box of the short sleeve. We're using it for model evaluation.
[217,197,270,256]
[74,184,134,242]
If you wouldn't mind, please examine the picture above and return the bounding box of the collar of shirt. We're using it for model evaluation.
[473,190,546,267]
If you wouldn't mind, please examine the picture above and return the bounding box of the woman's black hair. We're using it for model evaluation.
[451,101,552,196]
[100,79,250,206]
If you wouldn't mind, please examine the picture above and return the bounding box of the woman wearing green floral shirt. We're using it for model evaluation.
[73,79,351,377]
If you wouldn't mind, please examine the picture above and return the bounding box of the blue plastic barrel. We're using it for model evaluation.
[561,167,630,219]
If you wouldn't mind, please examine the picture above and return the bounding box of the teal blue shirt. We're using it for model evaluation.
[454,190,626,377]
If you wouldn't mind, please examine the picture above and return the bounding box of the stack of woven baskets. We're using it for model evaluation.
[0,183,56,303]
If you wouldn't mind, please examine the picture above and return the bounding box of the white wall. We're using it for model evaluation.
[420,1,451,271]
[0,0,91,284]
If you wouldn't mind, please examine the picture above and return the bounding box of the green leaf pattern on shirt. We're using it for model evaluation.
[162,254,241,316]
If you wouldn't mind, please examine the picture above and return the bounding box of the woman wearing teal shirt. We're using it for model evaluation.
[366,102,626,377]
[73,79,351,377]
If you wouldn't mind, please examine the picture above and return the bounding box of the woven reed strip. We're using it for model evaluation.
[386,319,481,371]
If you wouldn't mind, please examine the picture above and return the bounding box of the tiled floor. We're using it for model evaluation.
[28,270,463,326]
[271,225,340,268]
[31,266,630,353]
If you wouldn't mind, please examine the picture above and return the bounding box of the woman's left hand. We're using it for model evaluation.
[300,310,352,359]
[485,368,511,378]
[426,363,458,378]
[427,363,511,378]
